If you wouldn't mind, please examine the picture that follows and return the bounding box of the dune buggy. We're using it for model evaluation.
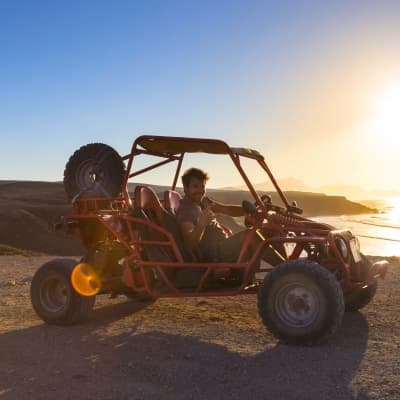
[30,135,388,345]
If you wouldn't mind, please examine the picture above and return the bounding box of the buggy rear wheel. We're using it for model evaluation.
[257,259,344,345]
[63,142,125,200]
[30,259,96,325]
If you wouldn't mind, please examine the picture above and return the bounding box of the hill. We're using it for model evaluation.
[0,181,376,255]
[222,177,400,200]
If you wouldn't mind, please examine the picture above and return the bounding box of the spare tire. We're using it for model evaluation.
[63,143,125,200]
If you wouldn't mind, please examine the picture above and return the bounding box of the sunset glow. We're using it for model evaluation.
[387,197,400,226]
[1,2,400,198]
[371,82,400,148]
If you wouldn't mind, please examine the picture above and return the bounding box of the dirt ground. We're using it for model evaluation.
[0,255,399,400]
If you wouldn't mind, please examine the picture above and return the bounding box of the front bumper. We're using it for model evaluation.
[365,260,389,285]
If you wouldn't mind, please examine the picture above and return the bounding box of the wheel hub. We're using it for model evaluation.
[40,276,69,313]
[288,293,311,315]
[275,283,320,328]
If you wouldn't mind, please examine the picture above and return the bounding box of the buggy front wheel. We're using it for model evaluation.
[257,259,344,345]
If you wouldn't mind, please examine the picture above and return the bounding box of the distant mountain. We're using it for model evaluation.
[222,177,400,200]
[316,185,400,200]
[222,177,313,192]
[206,189,375,217]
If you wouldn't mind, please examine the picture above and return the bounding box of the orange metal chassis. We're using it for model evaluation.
[63,135,388,298]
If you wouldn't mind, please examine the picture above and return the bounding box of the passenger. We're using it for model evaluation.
[176,168,247,262]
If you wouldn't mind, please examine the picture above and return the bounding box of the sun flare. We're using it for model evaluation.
[370,82,400,146]
[387,197,400,225]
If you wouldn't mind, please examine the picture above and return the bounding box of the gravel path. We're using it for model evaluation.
[0,255,399,400]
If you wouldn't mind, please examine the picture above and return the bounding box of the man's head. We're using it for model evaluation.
[181,168,209,204]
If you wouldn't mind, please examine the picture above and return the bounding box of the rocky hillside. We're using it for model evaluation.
[0,181,376,255]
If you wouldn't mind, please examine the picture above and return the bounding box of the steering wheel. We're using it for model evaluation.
[242,200,257,214]
[242,200,264,227]
[243,197,286,213]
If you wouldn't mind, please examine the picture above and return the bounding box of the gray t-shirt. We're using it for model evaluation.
[176,197,228,261]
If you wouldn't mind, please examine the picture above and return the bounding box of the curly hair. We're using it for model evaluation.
[181,168,210,187]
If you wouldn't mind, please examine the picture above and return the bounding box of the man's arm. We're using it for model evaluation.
[209,200,245,217]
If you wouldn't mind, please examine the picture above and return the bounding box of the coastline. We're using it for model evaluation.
[314,213,400,257]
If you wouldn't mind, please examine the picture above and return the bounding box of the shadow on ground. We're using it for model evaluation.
[0,301,370,400]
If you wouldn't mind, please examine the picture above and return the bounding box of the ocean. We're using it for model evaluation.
[314,198,400,257]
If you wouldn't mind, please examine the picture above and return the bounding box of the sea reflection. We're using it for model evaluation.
[315,198,400,257]
[383,197,400,226]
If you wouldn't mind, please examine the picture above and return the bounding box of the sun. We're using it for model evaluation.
[371,81,400,146]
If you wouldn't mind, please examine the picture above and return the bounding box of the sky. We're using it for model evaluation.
[1,0,400,194]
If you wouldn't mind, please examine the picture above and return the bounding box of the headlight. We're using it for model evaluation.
[335,237,348,260]
[354,236,360,251]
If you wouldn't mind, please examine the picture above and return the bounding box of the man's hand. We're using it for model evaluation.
[197,205,215,228]
[180,205,214,250]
